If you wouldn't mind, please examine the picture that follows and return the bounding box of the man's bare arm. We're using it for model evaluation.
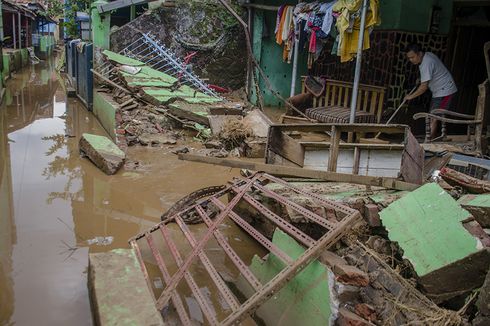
[404,81,428,101]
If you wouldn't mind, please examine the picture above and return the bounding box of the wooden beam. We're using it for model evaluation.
[270,123,409,134]
[178,154,420,191]
[299,142,405,150]
[268,129,304,167]
[327,125,340,172]
[241,3,280,11]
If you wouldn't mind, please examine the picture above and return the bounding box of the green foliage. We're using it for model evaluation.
[57,0,92,38]
[64,2,80,38]
[44,0,65,18]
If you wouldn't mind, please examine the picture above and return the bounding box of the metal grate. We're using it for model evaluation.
[129,173,361,325]
[96,31,221,99]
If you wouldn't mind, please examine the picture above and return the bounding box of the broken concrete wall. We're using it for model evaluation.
[110,0,247,90]
[380,183,490,303]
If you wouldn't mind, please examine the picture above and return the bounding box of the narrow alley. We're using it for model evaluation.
[0,57,249,325]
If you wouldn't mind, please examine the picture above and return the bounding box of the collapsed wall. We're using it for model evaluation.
[110,0,247,90]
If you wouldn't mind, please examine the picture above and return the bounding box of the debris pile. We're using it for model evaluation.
[94,49,274,157]
[128,152,490,325]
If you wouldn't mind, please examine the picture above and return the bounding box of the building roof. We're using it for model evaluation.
[3,0,37,19]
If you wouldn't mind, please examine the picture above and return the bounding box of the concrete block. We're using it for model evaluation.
[138,133,177,146]
[88,249,164,326]
[243,109,272,138]
[242,138,266,158]
[380,183,490,302]
[363,204,381,227]
[79,133,125,175]
[319,251,369,287]
[458,194,490,228]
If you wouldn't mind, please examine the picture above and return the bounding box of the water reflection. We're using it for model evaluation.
[0,57,241,325]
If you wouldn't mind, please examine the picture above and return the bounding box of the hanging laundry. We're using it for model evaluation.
[274,5,286,35]
[333,0,381,62]
[319,1,336,36]
[275,5,289,45]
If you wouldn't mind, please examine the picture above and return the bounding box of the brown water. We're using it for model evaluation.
[0,60,255,325]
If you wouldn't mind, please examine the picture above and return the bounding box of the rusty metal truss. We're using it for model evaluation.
[129,173,362,325]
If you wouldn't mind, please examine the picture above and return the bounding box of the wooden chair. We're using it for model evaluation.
[413,42,490,155]
[282,77,386,124]
[413,79,489,154]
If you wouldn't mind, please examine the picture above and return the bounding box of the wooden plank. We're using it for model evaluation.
[337,87,343,106]
[370,92,378,115]
[362,90,369,112]
[300,142,405,150]
[400,130,424,184]
[356,90,362,112]
[268,128,305,167]
[353,147,360,175]
[327,126,340,172]
[280,115,315,124]
[377,91,385,123]
[270,123,408,134]
[325,84,331,106]
[343,87,350,107]
[178,154,420,191]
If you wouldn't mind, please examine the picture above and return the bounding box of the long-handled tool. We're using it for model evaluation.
[360,85,418,143]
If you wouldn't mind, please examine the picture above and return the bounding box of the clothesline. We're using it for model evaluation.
[274,0,380,67]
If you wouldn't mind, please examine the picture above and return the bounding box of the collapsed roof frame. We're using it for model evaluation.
[129,172,362,325]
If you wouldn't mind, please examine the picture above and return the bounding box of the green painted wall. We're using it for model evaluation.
[93,91,117,140]
[251,0,308,107]
[378,0,453,34]
[91,0,111,49]
[247,230,331,325]
[0,0,3,93]
[253,0,455,106]
[2,55,10,82]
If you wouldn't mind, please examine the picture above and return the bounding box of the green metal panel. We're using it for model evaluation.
[2,55,10,82]
[380,183,478,276]
[248,229,331,325]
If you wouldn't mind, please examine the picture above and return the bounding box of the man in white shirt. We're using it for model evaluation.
[404,43,458,140]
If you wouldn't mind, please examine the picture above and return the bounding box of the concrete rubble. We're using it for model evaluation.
[88,249,164,326]
[79,133,126,175]
[95,49,270,161]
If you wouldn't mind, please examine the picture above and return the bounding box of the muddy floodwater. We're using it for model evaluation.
[0,60,267,325]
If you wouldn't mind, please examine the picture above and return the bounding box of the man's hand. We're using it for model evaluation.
[404,81,428,103]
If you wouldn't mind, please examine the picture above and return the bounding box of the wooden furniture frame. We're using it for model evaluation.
[413,80,489,155]
[282,77,386,124]
[413,42,490,155]
[265,123,425,184]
